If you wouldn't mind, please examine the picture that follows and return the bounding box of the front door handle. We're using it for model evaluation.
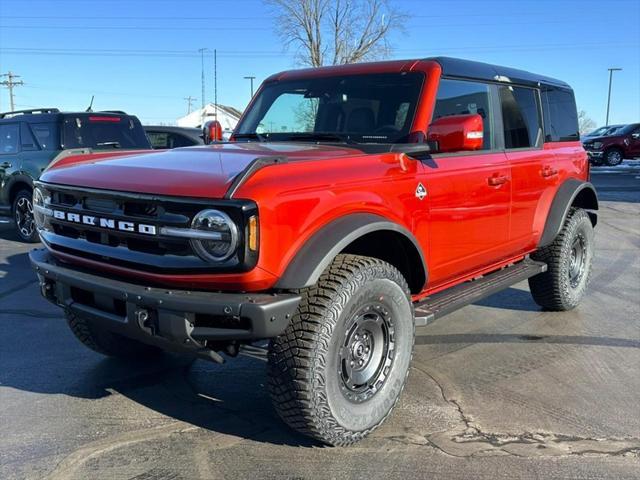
[487,175,508,186]
[0,161,11,169]
[541,166,559,178]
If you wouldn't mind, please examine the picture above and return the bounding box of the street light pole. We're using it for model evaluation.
[605,67,622,126]
[243,76,256,98]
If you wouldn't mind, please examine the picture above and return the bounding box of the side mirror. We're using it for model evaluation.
[203,120,223,144]
[427,114,484,153]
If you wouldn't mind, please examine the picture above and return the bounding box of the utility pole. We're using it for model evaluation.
[213,49,218,120]
[244,76,256,98]
[184,96,196,114]
[198,48,209,110]
[1,72,24,112]
[605,67,622,126]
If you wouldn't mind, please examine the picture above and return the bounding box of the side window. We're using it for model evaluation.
[541,88,579,142]
[31,123,58,150]
[168,133,195,148]
[499,86,542,149]
[0,123,20,154]
[21,123,39,151]
[432,79,493,150]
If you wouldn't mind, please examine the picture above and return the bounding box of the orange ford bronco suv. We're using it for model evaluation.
[30,57,597,445]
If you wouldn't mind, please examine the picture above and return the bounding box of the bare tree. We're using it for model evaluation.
[578,110,596,135]
[268,0,405,67]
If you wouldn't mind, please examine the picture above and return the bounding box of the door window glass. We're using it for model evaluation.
[541,88,579,142]
[0,124,20,154]
[432,79,493,150]
[499,86,542,149]
[31,123,58,150]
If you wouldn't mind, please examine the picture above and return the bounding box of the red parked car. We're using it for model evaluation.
[30,57,598,446]
[583,123,640,166]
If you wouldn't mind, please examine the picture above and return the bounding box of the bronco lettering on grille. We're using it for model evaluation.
[52,209,157,235]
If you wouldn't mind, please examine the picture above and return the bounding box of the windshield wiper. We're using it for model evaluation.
[233,132,268,142]
[286,133,358,144]
[96,141,121,149]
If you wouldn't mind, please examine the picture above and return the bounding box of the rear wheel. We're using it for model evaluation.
[65,309,162,359]
[529,208,594,311]
[604,148,624,166]
[268,254,414,446]
[12,189,39,243]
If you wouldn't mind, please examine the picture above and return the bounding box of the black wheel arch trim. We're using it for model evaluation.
[3,174,34,206]
[275,213,428,290]
[538,179,598,248]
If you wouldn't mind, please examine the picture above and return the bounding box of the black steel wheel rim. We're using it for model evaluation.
[338,303,395,403]
[15,196,35,239]
[568,233,587,288]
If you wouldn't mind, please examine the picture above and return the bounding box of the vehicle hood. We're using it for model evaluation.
[39,142,363,198]
[583,135,622,143]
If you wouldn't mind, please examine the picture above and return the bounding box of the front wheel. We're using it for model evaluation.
[529,208,594,311]
[604,148,624,166]
[12,189,39,243]
[268,254,415,446]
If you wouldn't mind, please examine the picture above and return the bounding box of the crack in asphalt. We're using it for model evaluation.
[401,365,640,459]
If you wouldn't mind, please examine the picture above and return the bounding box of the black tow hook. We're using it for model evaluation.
[135,308,155,335]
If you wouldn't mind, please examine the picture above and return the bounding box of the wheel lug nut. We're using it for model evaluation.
[365,347,370,353]
[350,361,355,367]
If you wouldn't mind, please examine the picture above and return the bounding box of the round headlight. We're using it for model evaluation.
[190,209,238,262]
[33,187,52,231]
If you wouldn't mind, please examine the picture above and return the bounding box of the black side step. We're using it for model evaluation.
[414,259,547,327]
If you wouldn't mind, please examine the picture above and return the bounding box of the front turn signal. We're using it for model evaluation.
[248,215,259,252]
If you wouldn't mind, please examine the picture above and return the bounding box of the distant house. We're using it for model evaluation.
[176,104,243,137]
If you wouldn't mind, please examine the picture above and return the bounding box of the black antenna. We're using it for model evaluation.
[86,95,94,112]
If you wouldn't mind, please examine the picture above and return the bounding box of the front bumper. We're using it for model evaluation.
[585,150,604,160]
[30,248,300,356]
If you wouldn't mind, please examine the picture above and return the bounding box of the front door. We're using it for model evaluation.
[422,78,511,288]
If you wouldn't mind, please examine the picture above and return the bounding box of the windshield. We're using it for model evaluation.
[62,114,151,150]
[616,124,639,135]
[235,72,425,144]
[587,126,610,137]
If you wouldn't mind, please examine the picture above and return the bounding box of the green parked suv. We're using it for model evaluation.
[0,108,151,242]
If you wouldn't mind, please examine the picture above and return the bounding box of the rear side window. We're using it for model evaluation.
[31,123,59,150]
[0,123,20,154]
[432,79,493,150]
[499,86,542,149]
[541,88,579,142]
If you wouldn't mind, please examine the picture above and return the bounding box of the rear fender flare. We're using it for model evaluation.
[538,179,598,247]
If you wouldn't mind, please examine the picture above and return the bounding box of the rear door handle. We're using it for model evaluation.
[541,166,558,178]
[487,175,508,186]
[0,161,11,169]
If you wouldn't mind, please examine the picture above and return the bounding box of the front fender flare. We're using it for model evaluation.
[275,213,427,290]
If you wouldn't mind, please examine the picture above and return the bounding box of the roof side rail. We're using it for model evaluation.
[0,108,61,119]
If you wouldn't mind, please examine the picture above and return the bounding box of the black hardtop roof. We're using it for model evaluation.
[428,56,571,89]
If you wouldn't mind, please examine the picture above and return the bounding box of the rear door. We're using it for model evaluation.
[424,79,512,287]
[499,84,551,253]
[0,122,21,208]
[627,125,640,157]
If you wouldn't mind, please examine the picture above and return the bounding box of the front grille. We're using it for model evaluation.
[38,183,256,274]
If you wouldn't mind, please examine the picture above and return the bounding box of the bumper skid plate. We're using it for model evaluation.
[29,248,301,360]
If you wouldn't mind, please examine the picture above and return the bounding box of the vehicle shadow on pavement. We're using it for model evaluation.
[473,286,540,311]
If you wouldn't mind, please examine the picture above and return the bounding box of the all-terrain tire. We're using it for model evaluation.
[65,308,162,359]
[267,254,415,446]
[12,189,39,243]
[528,208,594,311]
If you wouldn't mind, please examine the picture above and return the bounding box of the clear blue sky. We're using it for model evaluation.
[1,0,638,127]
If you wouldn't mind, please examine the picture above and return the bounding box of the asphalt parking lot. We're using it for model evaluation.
[1,164,639,480]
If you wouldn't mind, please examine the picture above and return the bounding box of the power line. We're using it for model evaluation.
[0,72,25,112]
